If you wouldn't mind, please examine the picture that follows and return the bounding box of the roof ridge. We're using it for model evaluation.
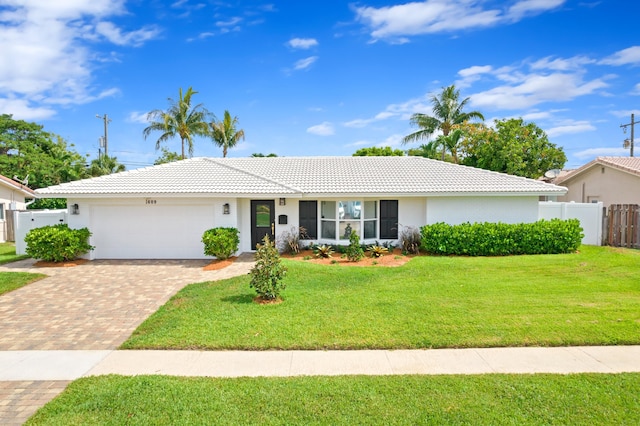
[204,158,304,194]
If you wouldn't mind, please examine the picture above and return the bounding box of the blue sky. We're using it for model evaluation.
[1,0,639,170]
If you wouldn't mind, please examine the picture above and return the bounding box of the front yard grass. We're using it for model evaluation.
[122,245,640,350]
[27,373,640,425]
[0,273,45,296]
[0,242,29,265]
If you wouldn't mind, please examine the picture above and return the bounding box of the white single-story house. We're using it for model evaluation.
[35,156,567,259]
[555,156,640,207]
[0,174,36,242]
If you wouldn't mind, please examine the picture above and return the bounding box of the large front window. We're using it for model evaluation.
[321,200,377,241]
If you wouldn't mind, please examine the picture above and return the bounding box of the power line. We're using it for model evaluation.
[620,113,639,157]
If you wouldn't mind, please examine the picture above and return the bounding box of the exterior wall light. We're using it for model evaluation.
[279,198,286,206]
[223,203,230,215]
[71,203,80,215]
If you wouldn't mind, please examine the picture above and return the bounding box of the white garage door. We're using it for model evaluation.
[91,204,215,259]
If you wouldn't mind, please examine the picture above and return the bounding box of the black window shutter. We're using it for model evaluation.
[298,201,318,239]
[380,200,398,239]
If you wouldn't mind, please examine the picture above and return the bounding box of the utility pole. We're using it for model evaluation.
[96,114,112,157]
[620,113,639,157]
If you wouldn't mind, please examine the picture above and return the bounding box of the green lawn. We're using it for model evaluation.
[27,374,640,425]
[0,243,43,295]
[0,271,46,296]
[0,242,29,265]
[122,245,640,350]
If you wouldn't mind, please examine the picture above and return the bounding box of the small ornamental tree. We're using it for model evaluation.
[250,235,287,301]
[202,227,239,260]
[25,224,94,262]
[345,231,365,262]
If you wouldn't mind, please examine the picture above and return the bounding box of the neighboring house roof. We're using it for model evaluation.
[0,174,37,198]
[35,157,567,198]
[556,156,640,185]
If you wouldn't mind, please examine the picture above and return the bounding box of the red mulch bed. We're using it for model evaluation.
[203,256,237,271]
[33,259,90,268]
[282,248,413,267]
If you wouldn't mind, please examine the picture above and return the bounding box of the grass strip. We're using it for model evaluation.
[27,373,640,425]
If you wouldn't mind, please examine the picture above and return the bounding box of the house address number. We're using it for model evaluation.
[145,199,157,205]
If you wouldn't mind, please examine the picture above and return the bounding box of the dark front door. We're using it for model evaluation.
[251,200,275,249]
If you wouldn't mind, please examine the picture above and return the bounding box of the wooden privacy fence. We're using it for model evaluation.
[604,204,639,248]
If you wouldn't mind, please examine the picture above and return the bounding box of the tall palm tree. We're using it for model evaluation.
[143,87,210,160]
[209,110,245,158]
[402,84,484,161]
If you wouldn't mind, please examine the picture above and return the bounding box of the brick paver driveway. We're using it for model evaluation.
[0,255,254,425]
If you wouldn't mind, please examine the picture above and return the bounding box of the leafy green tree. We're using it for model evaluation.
[209,110,245,158]
[0,114,89,189]
[353,146,405,156]
[402,85,484,161]
[407,142,441,160]
[461,118,567,179]
[143,87,210,160]
[251,153,278,157]
[88,155,125,177]
[154,147,182,165]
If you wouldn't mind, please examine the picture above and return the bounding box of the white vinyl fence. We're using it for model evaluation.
[539,201,603,246]
[14,210,67,255]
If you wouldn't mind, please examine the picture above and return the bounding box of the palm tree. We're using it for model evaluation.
[88,155,126,177]
[143,87,210,160]
[435,128,465,164]
[402,84,484,161]
[209,110,245,158]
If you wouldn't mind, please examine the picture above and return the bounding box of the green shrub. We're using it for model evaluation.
[368,244,389,258]
[346,232,365,262]
[420,219,583,256]
[202,227,240,260]
[25,224,94,262]
[314,244,334,258]
[250,235,287,300]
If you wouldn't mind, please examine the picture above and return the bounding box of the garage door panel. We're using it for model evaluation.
[91,205,214,259]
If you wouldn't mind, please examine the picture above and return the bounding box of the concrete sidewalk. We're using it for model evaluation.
[2,346,640,381]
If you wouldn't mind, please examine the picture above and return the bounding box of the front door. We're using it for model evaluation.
[251,200,275,249]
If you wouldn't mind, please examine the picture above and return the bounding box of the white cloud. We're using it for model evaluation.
[546,120,596,137]
[294,56,318,71]
[507,0,565,20]
[530,55,594,71]
[216,17,243,27]
[599,46,640,66]
[307,122,334,136]
[127,111,149,124]
[470,72,609,110]
[0,0,157,119]
[354,0,566,42]
[0,97,56,120]
[575,147,629,159]
[287,38,318,49]
[458,65,493,77]
[95,22,161,47]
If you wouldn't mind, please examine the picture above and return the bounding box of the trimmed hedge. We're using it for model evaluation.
[25,224,94,262]
[202,227,240,260]
[420,219,584,256]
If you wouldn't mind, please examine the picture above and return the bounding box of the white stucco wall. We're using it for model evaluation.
[426,196,539,225]
[398,197,427,230]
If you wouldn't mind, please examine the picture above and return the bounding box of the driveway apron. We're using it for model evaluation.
[0,254,254,425]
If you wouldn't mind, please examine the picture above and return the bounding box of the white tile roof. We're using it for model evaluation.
[35,156,567,197]
[556,156,640,184]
